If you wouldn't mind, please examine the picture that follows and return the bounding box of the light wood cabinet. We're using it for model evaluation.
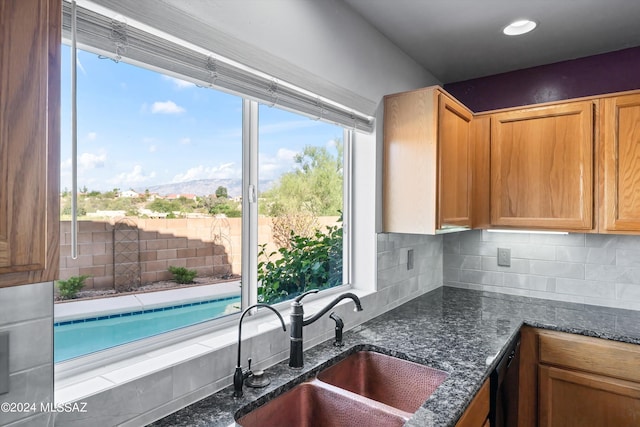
[539,365,640,427]
[490,101,595,230]
[383,86,473,234]
[0,0,60,287]
[455,379,490,427]
[519,327,640,427]
[601,93,640,232]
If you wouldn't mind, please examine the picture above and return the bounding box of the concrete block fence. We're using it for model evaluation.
[59,216,339,290]
[59,218,245,290]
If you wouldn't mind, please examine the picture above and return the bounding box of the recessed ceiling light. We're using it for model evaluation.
[503,19,537,36]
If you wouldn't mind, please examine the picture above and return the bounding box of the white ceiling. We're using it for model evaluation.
[343,0,640,83]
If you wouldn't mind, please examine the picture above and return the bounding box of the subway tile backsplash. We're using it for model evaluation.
[444,230,640,310]
[0,281,54,427]
[376,233,443,300]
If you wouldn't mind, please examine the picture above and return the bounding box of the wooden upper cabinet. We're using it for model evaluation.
[383,86,472,234]
[0,0,60,287]
[601,93,640,232]
[438,94,473,228]
[490,101,594,230]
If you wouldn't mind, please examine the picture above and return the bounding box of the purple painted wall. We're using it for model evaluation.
[444,46,640,112]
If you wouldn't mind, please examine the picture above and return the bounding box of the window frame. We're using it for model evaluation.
[55,55,354,375]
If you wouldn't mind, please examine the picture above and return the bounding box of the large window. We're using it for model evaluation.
[56,45,350,362]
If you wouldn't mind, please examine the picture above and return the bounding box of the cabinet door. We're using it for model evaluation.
[491,102,594,230]
[438,94,472,229]
[602,94,640,232]
[455,380,489,427]
[0,0,60,286]
[383,87,439,234]
[539,365,640,427]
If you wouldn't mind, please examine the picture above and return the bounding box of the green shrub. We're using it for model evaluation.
[57,275,89,299]
[168,266,197,284]
[257,217,342,304]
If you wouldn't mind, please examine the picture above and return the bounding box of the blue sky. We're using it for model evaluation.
[60,46,342,195]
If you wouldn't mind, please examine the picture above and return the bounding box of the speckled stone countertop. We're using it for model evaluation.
[148,287,640,427]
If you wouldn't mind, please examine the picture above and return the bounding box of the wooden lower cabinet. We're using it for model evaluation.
[539,365,640,427]
[520,326,640,427]
[456,379,490,427]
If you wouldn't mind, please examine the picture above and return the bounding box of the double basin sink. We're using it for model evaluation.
[235,349,449,427]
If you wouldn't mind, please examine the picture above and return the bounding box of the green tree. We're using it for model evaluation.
[261,139,343,217]
[258,217,343,304]
[215,186,228,199]
[147,199,181,213]
[102,188,119,198]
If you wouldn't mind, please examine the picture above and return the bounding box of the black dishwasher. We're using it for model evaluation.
[490,334,521,427]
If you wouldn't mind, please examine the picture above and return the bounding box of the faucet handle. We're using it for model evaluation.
[329,312,344,347]
[247,357,252,372]
[294,289,319,303]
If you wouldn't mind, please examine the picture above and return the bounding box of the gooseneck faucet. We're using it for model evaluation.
[289,290,363,368]
[234,304,286,398]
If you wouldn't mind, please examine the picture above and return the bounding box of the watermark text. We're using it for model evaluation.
[1,401,88,413]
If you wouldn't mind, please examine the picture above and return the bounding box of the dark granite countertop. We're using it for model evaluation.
[148,287,640,427]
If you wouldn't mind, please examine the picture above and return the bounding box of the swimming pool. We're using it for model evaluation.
[54,295,240,362]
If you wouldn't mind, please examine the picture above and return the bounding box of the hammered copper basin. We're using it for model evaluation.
[317,350,449,413]
[236,381,408,427]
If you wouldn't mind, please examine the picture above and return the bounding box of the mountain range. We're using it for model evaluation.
[141,178,274,198]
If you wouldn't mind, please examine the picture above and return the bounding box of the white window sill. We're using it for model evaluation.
[54,287,374,404]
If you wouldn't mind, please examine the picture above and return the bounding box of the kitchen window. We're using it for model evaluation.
[57,2,358,366]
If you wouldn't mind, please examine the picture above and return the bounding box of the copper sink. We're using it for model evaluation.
[236,380,409,427]
[236,350,449,427]
[317,350,449,413]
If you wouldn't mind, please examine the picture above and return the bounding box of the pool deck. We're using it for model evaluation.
[54,281,241,322]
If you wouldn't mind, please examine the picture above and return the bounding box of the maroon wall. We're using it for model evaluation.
[444,46,640,112]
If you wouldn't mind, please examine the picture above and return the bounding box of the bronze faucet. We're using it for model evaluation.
[289,290,363,368]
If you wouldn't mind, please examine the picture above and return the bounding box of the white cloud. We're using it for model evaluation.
[87,132,97,141]
[149,145,157,153]
[326,139,338,149]
[60,151,107,192]
[162,75,196,89]
[172,162,240,182]
[259,148,300,180]
[180,137,191,145]
[61,158,71,170]
[109,165,156,186]
[78,152,106,171]
[151,100,185,114]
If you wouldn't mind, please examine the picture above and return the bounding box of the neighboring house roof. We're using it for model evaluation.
[119,190,140,198]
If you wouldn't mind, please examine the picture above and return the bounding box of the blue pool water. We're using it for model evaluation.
[54,295,240,362]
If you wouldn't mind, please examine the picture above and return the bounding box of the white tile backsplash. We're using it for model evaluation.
[444,230,640,310]
[0,282,53,427]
